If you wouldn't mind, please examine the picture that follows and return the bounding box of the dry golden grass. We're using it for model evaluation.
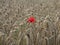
[0,0,60,45]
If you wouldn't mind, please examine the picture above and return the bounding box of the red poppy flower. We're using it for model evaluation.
[27,16,35,23]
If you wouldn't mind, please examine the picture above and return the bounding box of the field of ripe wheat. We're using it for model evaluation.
[0,0,60,45]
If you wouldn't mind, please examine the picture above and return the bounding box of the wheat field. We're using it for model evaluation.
[0,0,60,45]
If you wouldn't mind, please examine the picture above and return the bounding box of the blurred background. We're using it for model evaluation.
[0,0,60,45]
